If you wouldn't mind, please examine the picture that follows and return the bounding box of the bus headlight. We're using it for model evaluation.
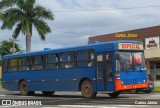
[121,80,124,85]
[143,80,146,83]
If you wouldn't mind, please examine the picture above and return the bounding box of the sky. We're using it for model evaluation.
[0,0,160,51]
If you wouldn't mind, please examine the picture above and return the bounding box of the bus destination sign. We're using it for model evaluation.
[118,43,143,50]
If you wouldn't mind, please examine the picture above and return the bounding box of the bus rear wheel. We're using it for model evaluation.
[81,80,97,98]
[19,81,34,96]
[42,91,55,96]
[108,91,120,98]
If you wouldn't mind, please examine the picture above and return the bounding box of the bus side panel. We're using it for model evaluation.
[2,73,20,91]
[106,83,115,91]
[27,81,60,91]
[23,70,59,91]
[25,70,76,91]
[2,68,97,92]
[58,68,96,91]
[56,68,77,91]
[75,68,97,92]
[2,82,19,91]
[26,68,96,92]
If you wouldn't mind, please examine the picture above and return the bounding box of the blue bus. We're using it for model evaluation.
[2,40,148,98]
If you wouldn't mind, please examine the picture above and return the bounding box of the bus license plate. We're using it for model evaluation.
[133,85,137,88]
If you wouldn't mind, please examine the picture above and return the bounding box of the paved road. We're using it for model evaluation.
[0,88,160,108]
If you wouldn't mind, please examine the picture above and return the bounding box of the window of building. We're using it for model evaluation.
[150,65,154,70]
[156,75,160,80]
[77,49,94,67]
[156,63,160,70]
[3,59,8,72]
[31,55,43,70]
[44,53,58,69]
[60,52,75,69]
[8,58,18,72]
[18,57,30,71]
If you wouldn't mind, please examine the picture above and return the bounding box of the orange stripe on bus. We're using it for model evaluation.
[115,74,120,77]
[115,80,148,91]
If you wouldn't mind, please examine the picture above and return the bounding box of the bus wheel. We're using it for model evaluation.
[19,81,34,96]
[145,89,151,93]
[42,91,55,96]
[81,80,97,98]
[108,91,120,98]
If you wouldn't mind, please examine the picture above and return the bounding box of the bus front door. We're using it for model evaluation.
[96,53,114,92]
[105,53,114,91]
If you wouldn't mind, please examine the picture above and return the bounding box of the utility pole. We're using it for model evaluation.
[9,37,18,53]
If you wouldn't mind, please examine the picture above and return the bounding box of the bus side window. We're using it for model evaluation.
[88,51,94,67]
[45,53,58,70]
[8,58,18,72]
[3,60,8,72]
[21,57,30,71]
[60,53,67,68]
[60,52,75,69]
[66,52,75,68]
[77,49,94,68]
[31,55,43,70]
[18,58,22,71]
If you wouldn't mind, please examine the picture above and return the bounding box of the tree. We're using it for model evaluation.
[0,40,23,56]
[0,0,54,52]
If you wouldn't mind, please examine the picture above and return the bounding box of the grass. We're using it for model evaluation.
[153,87,160,91]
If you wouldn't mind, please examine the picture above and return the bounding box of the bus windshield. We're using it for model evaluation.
[116,51,146,71]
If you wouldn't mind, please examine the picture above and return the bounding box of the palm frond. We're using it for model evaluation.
[33,5,54,20]
[0,0,54,52]
[1,20,13,30]
[0,40,23,56]
[33,19,52,40]
[21,18,30,35]
[1,8,26,29]
[13,23,22,39]
[25,0,35,8]
[0,12,3,19]
[0,0,20,10]
[17,0,35,13]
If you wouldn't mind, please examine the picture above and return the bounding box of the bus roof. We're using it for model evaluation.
[3,40,142,59]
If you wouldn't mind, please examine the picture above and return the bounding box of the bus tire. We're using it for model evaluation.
[108,91,120,98]
[42,91,55,96]
[145,89,151,93]
[81,80,97,98]
[19,81,34,96]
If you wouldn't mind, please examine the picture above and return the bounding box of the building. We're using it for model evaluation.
[89,25,160,83]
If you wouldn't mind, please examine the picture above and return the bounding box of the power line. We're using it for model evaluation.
[53,5,160,12]
[54,30,91,35]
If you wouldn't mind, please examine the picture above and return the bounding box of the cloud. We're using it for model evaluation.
[0,0,160,51]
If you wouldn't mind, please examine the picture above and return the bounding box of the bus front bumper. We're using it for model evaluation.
[115,80,148,91]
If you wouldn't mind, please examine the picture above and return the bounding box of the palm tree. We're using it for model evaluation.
[0,0,54,52]
[0,40,23,56]
[0,39,22,65]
